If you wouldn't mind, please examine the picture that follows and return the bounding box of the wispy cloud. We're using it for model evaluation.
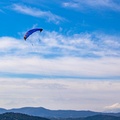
[0,31,120,78]
[12,4,64,24]
[35,31,120,58]
[62,0,120,12]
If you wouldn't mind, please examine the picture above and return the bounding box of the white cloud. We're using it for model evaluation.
[26,31,120,57]
[0,36,28,56]
[0,32,120,78]
[62,0,120,11]
[0,56,120,78]
[12,4,64,24]
[0,32,120,111]
[63,2,79,8]
[0,78,120,111]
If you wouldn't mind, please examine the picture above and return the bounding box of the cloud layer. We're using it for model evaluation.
[0,31,120,78]
[0,78,119,112]
[0,30,119,112]
[0,0,120,112]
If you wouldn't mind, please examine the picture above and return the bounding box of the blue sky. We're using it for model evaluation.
[0,0,120,112]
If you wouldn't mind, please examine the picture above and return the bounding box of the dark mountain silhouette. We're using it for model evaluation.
[52,115,120,120]
[84,114,120,120]
[0,107,100,118]
[0,112,49,120]
[0,107,120,118]
[0,113,120,120]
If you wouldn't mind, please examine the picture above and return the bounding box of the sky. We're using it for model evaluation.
[0,0,120,112]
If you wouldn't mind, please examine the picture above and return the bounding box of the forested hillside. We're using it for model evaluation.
[0,112,49,120]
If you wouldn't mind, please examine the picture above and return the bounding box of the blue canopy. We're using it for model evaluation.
[24,28,43,40]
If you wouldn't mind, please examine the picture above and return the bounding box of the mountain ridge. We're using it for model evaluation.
[0,112,120,120]
[0,107,120,118]
[0,112,49,120]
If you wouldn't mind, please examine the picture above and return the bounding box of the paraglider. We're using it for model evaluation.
[24,28,43,40]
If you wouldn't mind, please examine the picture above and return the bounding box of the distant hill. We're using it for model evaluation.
[0,108,6,113]
[84,115,120,120]
[52,115,120,120]
[0,107,120,118]
[0,113,120,120]
[0,107,100,118]
[0,112,49,120]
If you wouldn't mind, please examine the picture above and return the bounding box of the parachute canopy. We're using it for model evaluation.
[24,28,43,40]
